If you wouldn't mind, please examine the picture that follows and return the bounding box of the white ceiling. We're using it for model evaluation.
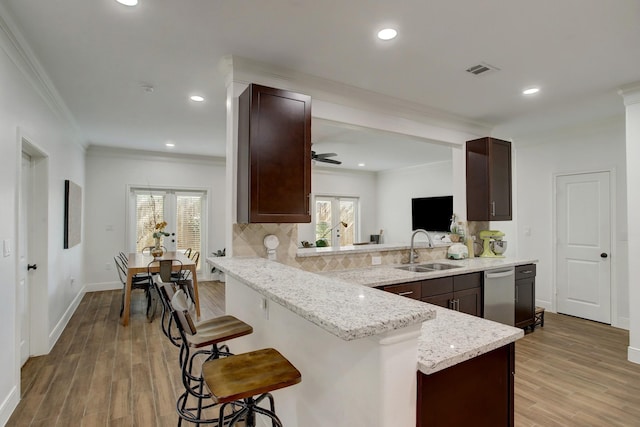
[2,0,639,169]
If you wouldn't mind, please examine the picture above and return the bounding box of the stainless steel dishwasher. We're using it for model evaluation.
[483,267,515,326]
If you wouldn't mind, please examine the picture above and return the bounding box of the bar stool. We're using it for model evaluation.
[158,283,253,426]
[202,348,301,427]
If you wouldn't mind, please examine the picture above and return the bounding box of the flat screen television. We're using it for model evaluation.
[411,196,453,232]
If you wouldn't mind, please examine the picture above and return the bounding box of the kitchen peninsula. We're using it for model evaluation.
[209,256,526,426]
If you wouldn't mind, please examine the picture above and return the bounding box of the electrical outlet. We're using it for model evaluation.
[105,263,112,271]
[371,256,382,265]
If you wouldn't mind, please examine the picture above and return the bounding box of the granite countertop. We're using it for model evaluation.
[418,307,523,374]
[209,256,529,375]
[322,257,539,287]
[208,256,436,341]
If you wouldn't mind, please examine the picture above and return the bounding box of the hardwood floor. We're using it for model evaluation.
[515,312,640,426]
[7,283,640,426]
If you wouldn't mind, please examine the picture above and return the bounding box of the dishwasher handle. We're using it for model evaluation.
[485,269,515,279]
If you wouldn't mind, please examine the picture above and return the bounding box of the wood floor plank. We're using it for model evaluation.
[7,282,640,426]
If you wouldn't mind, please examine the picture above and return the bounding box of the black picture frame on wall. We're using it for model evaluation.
[64,179,82,249]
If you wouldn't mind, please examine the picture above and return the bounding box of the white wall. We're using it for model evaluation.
[0,13,86,423]
[377,160,454,244]
[620,83,640,363]
[496,118,628,327]
[84,147,226,288]
[298,168,377,244]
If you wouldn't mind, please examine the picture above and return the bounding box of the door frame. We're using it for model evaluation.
[125,184,209,272]
[15,127,50,366]
[552,168,619,327]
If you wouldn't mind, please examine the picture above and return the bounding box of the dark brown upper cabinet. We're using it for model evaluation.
[466,137,512,221]
[237,84,312,223]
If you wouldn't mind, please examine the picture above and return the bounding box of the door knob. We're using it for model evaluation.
[27,264,37,271]
[600,253,608,258]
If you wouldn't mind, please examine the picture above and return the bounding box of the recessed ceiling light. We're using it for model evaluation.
[116,0,138,6]
[377,28,398,41]
[165,143,175,148]
[358,163,366,167]
[522,87,540,95]
[190,95,205,102]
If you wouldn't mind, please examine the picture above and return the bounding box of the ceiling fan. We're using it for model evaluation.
[311,150,342,165]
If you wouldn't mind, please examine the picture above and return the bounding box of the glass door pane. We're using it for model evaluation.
[135,193,165,252]
[339,200,355,246]
[315,199,332,245]
[176,194,202,268]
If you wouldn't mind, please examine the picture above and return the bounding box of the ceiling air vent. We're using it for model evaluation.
[465,62,500,76]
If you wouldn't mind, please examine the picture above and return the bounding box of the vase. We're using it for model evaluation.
[151,237,164,258]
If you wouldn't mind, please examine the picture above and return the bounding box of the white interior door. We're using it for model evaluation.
[19,153,31,365]
[556,171,611,323]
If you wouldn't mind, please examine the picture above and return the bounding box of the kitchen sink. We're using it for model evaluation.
[395,265,434,273]
[419,262,461,270]
[395,262,461,273]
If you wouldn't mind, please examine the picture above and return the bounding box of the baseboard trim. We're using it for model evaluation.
[48,286,86,352]
[86,281,121,292]
[0,385,19,426]
[628,346,640,365]
[614,317,629,330]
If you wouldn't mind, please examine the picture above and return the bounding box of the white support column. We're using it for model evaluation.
[620,82,640,364]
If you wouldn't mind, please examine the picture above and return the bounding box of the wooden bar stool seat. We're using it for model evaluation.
[202,348,302,427]
[157,283,254,426]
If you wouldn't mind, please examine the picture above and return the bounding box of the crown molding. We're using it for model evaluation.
[222,55,492,140]
[0,4,85,150]
[619,81,640,106]
[86,145,225,166]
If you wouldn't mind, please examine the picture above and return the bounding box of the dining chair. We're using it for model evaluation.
[183,247,192,258]
[114,256,154,319]
[181,251,200,281]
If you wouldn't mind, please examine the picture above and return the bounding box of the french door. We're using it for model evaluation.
[129,188,206,268]
[315,196,358,246]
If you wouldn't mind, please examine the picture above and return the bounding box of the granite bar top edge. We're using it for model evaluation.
[417,307,524,375]
[208,257,436,341]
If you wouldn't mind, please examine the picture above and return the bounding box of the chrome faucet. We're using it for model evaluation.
[409,229,434,264]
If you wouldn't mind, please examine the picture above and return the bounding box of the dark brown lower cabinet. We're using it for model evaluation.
[421,272,483,317]
[417,343,515,427]
[515,264,536,330]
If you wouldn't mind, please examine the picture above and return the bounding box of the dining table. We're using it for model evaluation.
[122,251,201,326]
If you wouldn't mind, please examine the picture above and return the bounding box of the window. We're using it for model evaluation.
[130,188,206,269]
[314,196,358,246]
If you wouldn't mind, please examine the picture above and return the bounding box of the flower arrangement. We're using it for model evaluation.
[153,221,170,239]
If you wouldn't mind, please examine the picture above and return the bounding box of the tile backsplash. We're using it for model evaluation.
[232,223,449,273]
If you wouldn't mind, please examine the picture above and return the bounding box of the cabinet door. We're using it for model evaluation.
[515,278,535,328]
[237,84,311,223]
[466,137,512,221]
[381,282,421,300]
[422,293,452,309]
[455,287,482,317]
[490,139,512,220]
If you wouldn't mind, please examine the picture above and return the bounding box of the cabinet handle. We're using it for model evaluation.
[521,270,533,274]
[307,194,311,215]
[491,201,496,217]
[398,291,413,296]
[515,287,518,302]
